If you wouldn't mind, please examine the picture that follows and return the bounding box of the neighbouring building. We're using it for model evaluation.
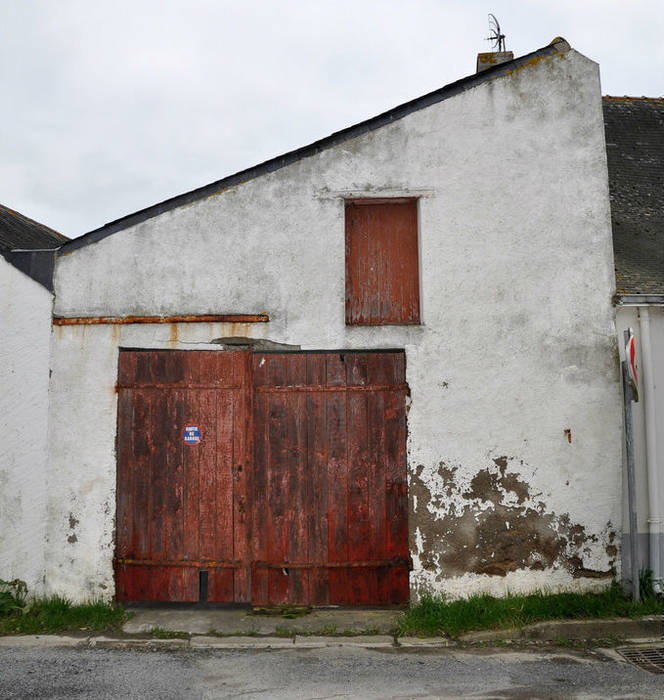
[604,97,664,593]
[2,38,629,604]
[0,204,67,593]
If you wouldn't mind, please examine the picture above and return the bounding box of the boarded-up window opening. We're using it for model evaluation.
[345,199,420,325]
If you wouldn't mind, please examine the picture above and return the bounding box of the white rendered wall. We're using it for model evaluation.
[50,48,623,602]
[0,257,52,595]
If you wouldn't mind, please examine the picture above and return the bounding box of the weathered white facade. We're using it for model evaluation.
[0,41,626,604]
[0,256,52,594]
[36,41,624,603]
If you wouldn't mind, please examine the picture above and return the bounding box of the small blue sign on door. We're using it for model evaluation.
[183,424,201,444]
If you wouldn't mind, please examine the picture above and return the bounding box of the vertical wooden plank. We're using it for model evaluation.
[346,352,369,387]
[345,353,373,604]
[384,353,410,604]
[251,352,270,604]
[232,351,250,602]
[116,350,135,386]
[306,354,329,605]
[174,388,189,600]
[251,386,269,605]
[150,387,170,601]
[134,387,156,598]
[115,352,135,601]
[367,353,392,603]
[286,355,308,604]
[266,355,290,605]
[198,386,218,561]
[209,386,235,601]
[149,388,167,568]
[327,355,349,604]
[367,389,386,603]
[181,353,203,602]
[134,351,154,384]
[346,386,372,604]
[115,390,134,558]
[182,387,201,570]
[159,380,181,600]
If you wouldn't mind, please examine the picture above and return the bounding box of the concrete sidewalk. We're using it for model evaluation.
[122,606,400,637]
[0,609,660,650]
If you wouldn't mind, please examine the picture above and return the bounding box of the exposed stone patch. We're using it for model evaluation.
[68,512,79,545]
[410,456,614,581]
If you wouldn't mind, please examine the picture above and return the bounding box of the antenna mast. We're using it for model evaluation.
[486,14,506,52]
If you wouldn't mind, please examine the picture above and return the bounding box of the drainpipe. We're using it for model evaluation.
[638,306,662,594]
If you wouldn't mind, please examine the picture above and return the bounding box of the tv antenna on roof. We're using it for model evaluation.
[486,14,506,52]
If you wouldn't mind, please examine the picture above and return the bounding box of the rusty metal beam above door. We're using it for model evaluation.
[53,313,269,325]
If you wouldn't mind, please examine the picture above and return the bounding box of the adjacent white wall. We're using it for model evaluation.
[0,257,52,595]
[48,47,623,602]
[616,305,664,583]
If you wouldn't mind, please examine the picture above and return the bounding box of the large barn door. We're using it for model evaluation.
[251,351,410,606]
[115,350,250,602]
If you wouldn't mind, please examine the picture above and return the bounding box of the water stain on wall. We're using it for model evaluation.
[410,456,616,580]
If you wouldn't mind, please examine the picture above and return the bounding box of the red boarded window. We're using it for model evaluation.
[345,199,420,325]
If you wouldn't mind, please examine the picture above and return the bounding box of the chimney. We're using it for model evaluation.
[476,50,514,73]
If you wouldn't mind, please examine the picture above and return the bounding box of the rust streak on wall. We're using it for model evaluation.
[53,313,269,326]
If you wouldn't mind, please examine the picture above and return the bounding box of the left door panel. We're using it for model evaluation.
[115,350,250,602]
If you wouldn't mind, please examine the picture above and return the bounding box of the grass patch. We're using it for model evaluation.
[0,579,28,615]
[0,596,129,635]
[398,584,664,638]
[207,628,260,637]
[148,627,189,639]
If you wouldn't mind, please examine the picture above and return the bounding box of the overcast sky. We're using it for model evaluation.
[2,1,662,238]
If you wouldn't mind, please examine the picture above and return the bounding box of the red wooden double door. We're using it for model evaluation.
[115,349,409,605]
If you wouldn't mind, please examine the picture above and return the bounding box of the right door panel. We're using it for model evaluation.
[251,351,410,606]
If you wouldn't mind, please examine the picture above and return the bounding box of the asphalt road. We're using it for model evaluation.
[1,645,662,699]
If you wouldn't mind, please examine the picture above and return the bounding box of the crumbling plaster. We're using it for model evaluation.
[45,48,623,601]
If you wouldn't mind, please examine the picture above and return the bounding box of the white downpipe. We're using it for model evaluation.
[638,306,662,593]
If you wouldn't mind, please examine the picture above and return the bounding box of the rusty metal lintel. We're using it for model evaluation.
[254,558,412,570]
[113,558,241,569]
[254,384,408,393]
[53,313,269,326]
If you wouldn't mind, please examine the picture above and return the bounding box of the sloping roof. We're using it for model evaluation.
[0,204,68,291]
[603,97,664,295]
[0,203,68,251]
[59,38,571,255]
